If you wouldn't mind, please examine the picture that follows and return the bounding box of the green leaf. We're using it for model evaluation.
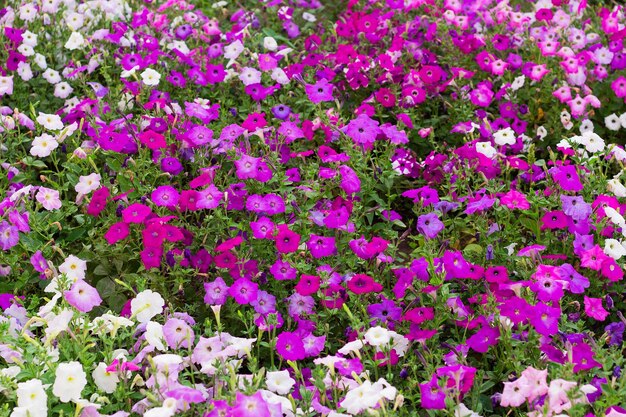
[96,278,116,298]
[94,265,110,276]
[464,243,483,255]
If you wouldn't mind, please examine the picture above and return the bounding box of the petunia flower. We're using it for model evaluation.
[417,213,444,239]
[276,331,306,361]
[64,280,102,313]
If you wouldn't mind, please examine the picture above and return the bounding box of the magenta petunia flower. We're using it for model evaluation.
[228,278,258,305]
[278,121,304,143]
[339,165,361,195]
[286,293,315,318]
[343,114,381,146]
[104,222,130,245]
[269,259,297,281]
[87,187,110,217]
[499,189,530,210]
[275,331,306,361]
[122,203,152,224]
[250,290,276,316]
[213,251,237,269]
[581,245,609,270]
[234,154,260,180]
[307,235,336,258]
[466,326,500,353]
[295,274,320,296]
[419,375,446,409]
[584,296,609,321]
[140,245,162,270]
[178,190,200,211]
[551,165,583,191]
[541,210,568,230]
[274,225,300,254]
[30,250,48,275]
[242,112,267,131]
[232,392,270,417]
[571,342,601,373]
[64,280,102,313]
[8,210,29,233]
[305,78,334,103]
[250,217,275,239]
[529,302,560,336]
[263,194,285,216]
[165,386,205,404]
[138,130,167,150]
[197,185,223,210]
[191,248,212,273]
[151,186,180,208]
[347,274,383,295]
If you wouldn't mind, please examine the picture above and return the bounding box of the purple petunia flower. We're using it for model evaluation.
[0,221,19,251]
[203,277,229,305]
[417,213,444,239]
[561,195,591,220]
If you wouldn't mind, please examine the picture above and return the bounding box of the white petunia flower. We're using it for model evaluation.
[30,133,59,157]
[65,12,84,30]
[263,37,277,51]
[52,362,87,402]
[510,75,525,91]
[45,309,74,342]
[580,131,604,153]
[493,127,516,146]
[16,379,47,414]
[579,119,594,134]
[92,362,119,393]
[607,178,626,197]
[54,82,73,99]
[224,40,244,60]
[0,76,14,96]
[65,31,85,50]
[131,290,165,323]
[75,173,101,195]
[604,206,626,228]
[271,67,289,85]
[364,326,391,347]
[42,68,61,84]
[620,113,626,129]
[266,370,296,395]
[476,142,496,158]
[145,321,166,351]
[17,63,33,82]
[341,380,379,414]
[605,113,621,131]
[604,239,626,260]
[59,255,87,281]
[36,112,64,130]
[141,68,161,86]
[21,30,38,47]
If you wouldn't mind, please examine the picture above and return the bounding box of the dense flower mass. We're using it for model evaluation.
[1,0,626,416]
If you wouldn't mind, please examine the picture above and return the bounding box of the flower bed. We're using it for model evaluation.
[1,0,626,416]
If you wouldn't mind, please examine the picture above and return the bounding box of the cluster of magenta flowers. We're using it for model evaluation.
[2,0,626,416]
